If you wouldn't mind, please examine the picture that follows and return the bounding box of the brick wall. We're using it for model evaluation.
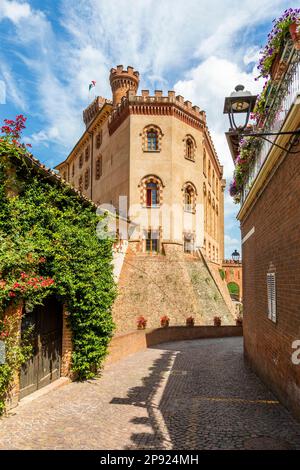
[106,325,243,366]
[241,142,300,421]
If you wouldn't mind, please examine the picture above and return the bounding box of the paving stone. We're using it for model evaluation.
[0,337,300,449]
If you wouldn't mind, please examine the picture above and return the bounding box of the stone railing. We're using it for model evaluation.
[242,41,300,204]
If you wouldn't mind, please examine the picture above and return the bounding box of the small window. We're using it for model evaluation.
[146,182,159,207]
[79,154,83,169]
[186,139,193,160]
[96,131,102,149]
[96,156,102,180]
[79,175,83,192]
[267,272,276,322]
[146,230,159,253]
[85,146,90,161]
[184,188,193,212]
[208,160,211,184]
[72,164,75,177]
[147,130,158,151]
[84,169,89,190]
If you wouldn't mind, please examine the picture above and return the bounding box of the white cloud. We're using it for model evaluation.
[0,0,31,24]
[0,62,26,110]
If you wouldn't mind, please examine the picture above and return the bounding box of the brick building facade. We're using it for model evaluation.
[227,41,300,420]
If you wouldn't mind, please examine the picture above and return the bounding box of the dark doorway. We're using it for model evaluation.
[19,296,63,399]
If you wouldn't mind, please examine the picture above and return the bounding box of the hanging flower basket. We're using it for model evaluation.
[289,22,300,50]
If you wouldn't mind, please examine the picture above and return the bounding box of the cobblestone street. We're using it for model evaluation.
[1,337,300,450]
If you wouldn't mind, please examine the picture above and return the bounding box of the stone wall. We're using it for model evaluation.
[112,242,235,335]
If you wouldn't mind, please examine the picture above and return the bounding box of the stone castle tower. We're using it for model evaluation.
[56,65,235,331]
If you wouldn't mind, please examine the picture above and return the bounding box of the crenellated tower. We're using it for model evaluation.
[109,65,140,106]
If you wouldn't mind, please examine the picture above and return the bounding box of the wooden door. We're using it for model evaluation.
[19,297,63,399]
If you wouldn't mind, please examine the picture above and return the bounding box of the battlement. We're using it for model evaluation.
[110,65,140,106]
[110,65,140,80]
[83,96,111,128]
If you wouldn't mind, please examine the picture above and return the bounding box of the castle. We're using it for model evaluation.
[56,66,234,331]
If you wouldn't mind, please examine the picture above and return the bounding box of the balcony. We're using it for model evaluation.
[241,41,300,204]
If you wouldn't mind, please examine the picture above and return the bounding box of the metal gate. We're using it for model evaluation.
[19,297,63,399]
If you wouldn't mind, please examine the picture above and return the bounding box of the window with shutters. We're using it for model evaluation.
[267,272,277,323]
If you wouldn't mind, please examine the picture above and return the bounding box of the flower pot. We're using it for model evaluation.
[270,53,287,82]
[289,22,300,50]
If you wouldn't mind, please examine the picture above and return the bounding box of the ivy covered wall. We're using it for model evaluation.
[0,117,116,414]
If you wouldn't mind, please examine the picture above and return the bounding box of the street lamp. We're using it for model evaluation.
[223,85,300,153]
[232,249,240,263]
[223,85,257,131]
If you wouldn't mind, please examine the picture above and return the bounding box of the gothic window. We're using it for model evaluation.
[208,160,211,184]
[183,134,196,161]
[139,175,164,207]
[79,154,83,169]
[84,169,89,190]
[212,170,215,193]
[85,146,90,161]
[146,182,159,207]
[147,130,158,151]
[96,156,102,180]
[183,182,197,213]
[141,125,163,152]
[72,164,74,177]
[79,175,83,192]
[145,230,159,253]
[203,149,207,176]
[96,130,102,149]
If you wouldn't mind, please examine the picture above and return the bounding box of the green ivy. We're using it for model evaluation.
[0,140,116,412]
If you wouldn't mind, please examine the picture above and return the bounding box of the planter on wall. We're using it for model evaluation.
[270,53,288,82]
[289,22,300,50]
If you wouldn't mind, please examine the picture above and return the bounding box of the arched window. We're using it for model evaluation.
[208,160,211,184]
[146,181,159,207]
[141,125,163,152]
[72,164,74,177]
[147,130,158,151]
[84,169,89,190]
[139,175,164,207]
[183,134,196,161]
[78,175,83,192]
[182,182,197,213]
[96,156,102,180]
[79,153,83,169]
[212,170,215,193]
[186,139,193,160]
[96,130,102,149]
[85,146,90,161]
[203,149,207,176]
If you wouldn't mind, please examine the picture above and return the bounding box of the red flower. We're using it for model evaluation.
[12,282,21,289]
[8,291,16,298]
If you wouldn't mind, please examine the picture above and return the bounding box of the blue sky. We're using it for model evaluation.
[0,0,296,257]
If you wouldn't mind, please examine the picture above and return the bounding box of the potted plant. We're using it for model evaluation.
[236,314,243,327]
[137,316,147,330]
[186,316,195,327]
[160,315,170,327]
[213,316,221,327]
